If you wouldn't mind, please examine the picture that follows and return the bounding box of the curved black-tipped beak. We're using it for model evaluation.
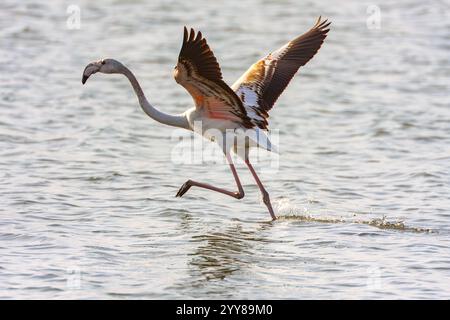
[82,62,100,85]
[82,74,89,85]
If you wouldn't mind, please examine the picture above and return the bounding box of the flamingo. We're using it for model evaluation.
[82,17,330,221]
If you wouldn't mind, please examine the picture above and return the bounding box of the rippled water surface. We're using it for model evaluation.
[1,0,449,299]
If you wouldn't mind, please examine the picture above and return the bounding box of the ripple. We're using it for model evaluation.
[0,0,449,300]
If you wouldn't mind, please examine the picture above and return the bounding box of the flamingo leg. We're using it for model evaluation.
[245,159,276,221]
[175,153,244,199]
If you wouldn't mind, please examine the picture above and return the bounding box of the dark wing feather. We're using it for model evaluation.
[175,27,253,127]
[178,27,223,81]
[232,17,331,128]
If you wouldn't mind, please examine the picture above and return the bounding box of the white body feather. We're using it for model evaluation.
[184,107,277,158]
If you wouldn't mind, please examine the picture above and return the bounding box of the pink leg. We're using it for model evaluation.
[245,159,276,220]
[175,153,244,199]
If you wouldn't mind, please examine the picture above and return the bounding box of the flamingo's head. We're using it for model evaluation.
[82,58,123,84]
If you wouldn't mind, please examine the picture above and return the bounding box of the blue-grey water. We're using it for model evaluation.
[0,0,449,299]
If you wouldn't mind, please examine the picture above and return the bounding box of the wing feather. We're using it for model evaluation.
[232,17,331,129]
[175,27,253,128]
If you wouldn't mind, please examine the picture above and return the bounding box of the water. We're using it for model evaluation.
[1,0,449,299]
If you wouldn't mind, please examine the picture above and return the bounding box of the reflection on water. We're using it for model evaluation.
[188,223,270,282]
[1,0,450,299]
[171,221,280,298]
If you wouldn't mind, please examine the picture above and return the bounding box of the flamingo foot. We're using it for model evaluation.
[175,180,192,197]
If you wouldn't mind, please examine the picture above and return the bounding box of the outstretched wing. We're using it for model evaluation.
[175,27,253,128]
[232,17,331,129]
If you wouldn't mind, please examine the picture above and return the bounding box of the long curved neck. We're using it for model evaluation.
[121,66,189,129]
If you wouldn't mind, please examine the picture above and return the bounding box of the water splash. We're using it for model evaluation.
[274,199,433,233]
[277,214,434,233]
[273,197,309,215]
